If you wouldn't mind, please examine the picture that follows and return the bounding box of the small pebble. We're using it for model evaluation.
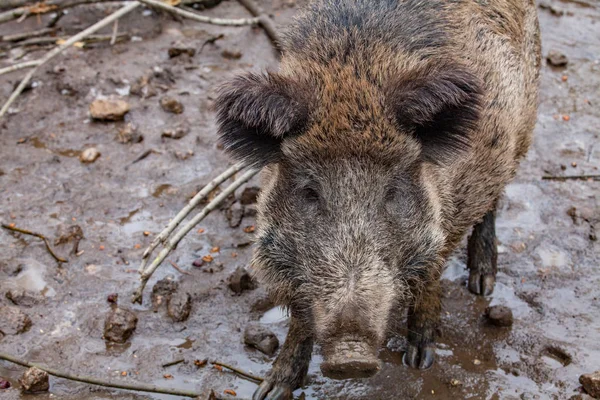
[485,305,514,327]
[107,293,118,304]
[89,97,130,120]
[473,359,481,365]
[160,96,184,114]
[244,322,279,356]
[79,147,101,163]
[546,50,568,67]
[104,307,138,343]
[580,370,600,398]
[0,379,10,389]
[19,367,49,393]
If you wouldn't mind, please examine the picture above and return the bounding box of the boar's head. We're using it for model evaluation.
[215,62,481,377]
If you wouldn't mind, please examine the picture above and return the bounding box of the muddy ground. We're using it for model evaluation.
[0,0,599,399]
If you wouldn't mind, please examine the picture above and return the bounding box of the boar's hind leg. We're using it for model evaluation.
[404,279,440,370]
[467,209,498,296]
[253,314,313,400]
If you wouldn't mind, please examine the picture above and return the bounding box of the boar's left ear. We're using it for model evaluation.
[215,72,310,168]
[386,66,483,163]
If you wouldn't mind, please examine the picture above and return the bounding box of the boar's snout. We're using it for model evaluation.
[321,339,381,379]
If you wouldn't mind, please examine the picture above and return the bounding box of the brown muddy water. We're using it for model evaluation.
[0,0,599,399]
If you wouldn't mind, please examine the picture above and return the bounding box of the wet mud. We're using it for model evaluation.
[0,0,599,399]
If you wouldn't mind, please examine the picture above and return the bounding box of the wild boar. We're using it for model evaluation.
[215,0,540,399]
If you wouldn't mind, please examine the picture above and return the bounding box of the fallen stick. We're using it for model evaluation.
[139,162,246,273]
[169,260,191,275]
[6,33,129,48]
[132,167,259,304]
[0,1,140,119]
[162,358,186,368]
[237,0,281,52]
[0,351,203,398]
[1,27,55,42]
[211,361,264,383]
[1,223,68,263]
[0,59,40,76]
[138,0,259,26]
[542,175,600,181]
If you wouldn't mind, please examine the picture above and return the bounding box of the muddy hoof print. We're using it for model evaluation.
[403,344,435,370]
[468,271,495,296]
[253,380,293,400]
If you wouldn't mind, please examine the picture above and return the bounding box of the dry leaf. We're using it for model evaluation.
[28,2,58,14]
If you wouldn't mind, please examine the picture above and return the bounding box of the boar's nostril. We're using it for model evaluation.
[320,340,381,380]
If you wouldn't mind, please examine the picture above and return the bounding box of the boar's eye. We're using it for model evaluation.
[299,187,320,204]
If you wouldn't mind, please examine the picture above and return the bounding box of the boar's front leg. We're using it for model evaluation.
[253,313,314,400]
[467,209,497,296]
[404,278,440,370]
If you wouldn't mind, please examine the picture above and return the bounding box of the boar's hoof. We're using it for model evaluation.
[403,344,435,370]
[253,380,293,400]
[468,271,495,296]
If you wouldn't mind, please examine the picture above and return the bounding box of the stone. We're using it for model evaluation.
[244,323,279,356]
[240,187,260,205]
[580,371,600,398]
[226,203,244,228]
[19,367,49,393]
[485,305,513,327]
[151,278,179,311]
[546,50,568,67]
[162,125,189,139]
[79,147,100,163]
[221,49,242,60]
[104,307,138,343]
[228,266,256,294]
[117,123,143,144]
[89,97,130,120]
[0,306,32,335]
[167,290,192,322]
[160,96,184,114]
[168,44,196,58]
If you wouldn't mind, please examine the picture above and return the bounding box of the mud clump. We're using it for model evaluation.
[580,371,600,398]
[79,147,101,163]
[117,123,143,144]
[485,305,513,327]
[244,323,279,356]
[89,97,130,120]
[151,278,179,311]
[228,266,256,294]
[226,202,245,228]
[546,50,568,67]
[162,125,189,140]
[19,367,49,393]
[167,291,192,322]
[104,307,138,343]
[160,96,184,114]
[168,44,196,58]
[0,306,32,335]
[221,49,242,60]
[240,186,260,205]
[5,289,40,308]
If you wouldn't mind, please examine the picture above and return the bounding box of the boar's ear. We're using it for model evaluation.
[215,72,310,167]
[387,67,483,163]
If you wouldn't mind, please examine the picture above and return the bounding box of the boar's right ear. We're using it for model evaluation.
[215,72,310,168]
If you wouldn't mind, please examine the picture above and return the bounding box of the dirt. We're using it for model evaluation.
[0,0,599,399]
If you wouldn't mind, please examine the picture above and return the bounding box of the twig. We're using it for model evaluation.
[237,0,282,53]
[132,167,259,304]
[542,175,600,181]
[110,18,118,45]
[0,351,202,398]
[138,0,259,26]
[138,162,245,273]
[0,1,140,119]
[211,361,264,383]
[1,27,55,42]
[7,33,129,48]
[169,260,191,275]
[162,358,185,368]
[0,0,125,24]
[2,223,68,263]
[0,59,40,75]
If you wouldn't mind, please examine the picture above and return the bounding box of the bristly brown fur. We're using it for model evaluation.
[214,0,541,396]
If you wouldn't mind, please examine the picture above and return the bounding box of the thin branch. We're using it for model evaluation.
[0,1,140,119]
[237,0,281,53]
[542,175,600,181]
[0,0,125,24]
[110,18,118,45]
[1,27,55,42]
[139,162,246,273]
[132,167,259,304]
[162,358,185,368]
[0,59,40,75]
[2,223,68,263]
[0,351,202,398]
[169,260,191,276]
[211,361,264,383]
[138,0,259,26]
